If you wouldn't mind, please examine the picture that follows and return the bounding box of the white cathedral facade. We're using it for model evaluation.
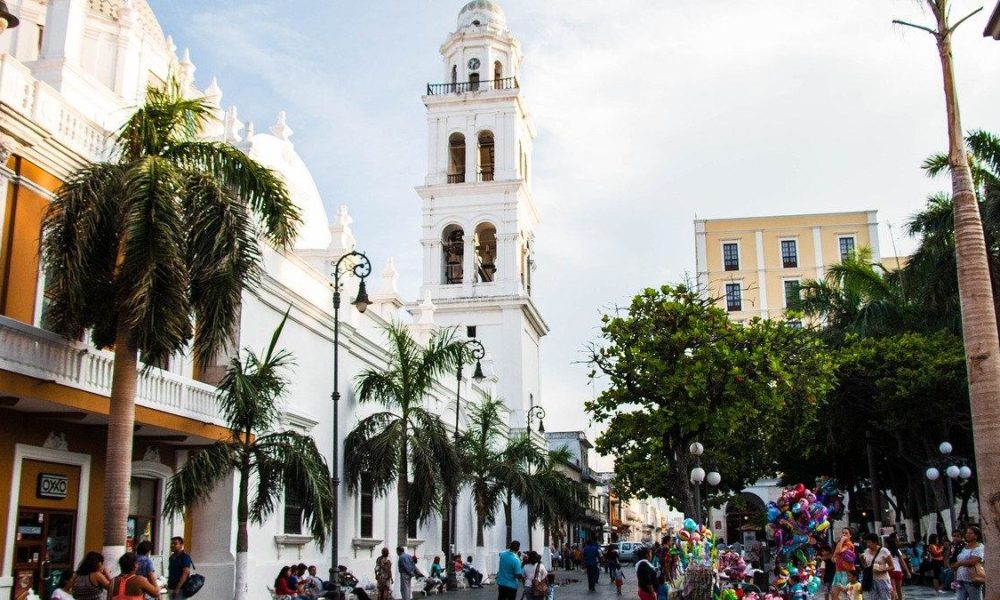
[0,1,549,599]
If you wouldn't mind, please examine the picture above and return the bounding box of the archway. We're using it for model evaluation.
[473,223,497,282]
[442,225,465,284]
[448,133,466,183]
[725,492,766,545]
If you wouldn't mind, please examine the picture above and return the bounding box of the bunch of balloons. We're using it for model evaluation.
[677,518,715,567]
[772,560,822,599]
[765,480,842,559]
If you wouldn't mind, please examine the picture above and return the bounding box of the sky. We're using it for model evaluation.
[147,0,1000,466]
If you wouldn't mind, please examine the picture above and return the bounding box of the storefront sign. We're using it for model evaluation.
[36,473,69,499]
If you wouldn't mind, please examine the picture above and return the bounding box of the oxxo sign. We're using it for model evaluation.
[36,473,69,499]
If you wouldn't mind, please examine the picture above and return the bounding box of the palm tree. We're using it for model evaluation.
[894,3,1000,583]
[459,394,544,547]
[343,322,466,546]
[40,80,300,556]
[163,313,333,600]
[792,248,915,338]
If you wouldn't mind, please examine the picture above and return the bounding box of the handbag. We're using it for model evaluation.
[531,564,549,597]
[861,547,881,593]
[971,561,986,584]
[182,562,206,598]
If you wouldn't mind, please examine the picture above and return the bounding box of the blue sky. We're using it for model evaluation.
[148,1,1000,455]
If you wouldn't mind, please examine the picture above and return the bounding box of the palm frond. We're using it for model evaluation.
[163,442,241,517]
[344,412,404,495]
[165,141,300,247]
[117,80,214,161]
[117,156,191,364]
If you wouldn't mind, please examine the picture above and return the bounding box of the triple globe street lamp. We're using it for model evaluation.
[689,442,721,526]
[924,441,973,533]
[329,251,372,582]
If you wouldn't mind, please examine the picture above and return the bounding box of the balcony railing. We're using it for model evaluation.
[0,315,226,427]
[447,173,465,183]
[426,76,519,96]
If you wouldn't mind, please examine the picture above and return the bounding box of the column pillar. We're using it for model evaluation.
[39,0,86,64]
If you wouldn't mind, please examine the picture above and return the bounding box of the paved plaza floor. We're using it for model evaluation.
[414,569,954,600]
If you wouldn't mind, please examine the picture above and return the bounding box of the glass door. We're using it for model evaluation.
[12,509,75,600]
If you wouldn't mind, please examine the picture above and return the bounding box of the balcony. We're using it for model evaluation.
[0,315,226,427]
[0,54,110,162]
[426,76,519,96]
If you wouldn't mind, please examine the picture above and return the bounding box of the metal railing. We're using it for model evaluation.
[426,76,519,95]
[447,173,465,183]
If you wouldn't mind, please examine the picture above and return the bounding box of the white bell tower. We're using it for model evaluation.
[415,0,547,425]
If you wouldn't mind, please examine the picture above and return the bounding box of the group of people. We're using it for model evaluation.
[371,546,486,600]
[48,536,193,600]
[822,526,985,600]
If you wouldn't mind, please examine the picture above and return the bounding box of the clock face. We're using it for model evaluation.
[468,58,481,71]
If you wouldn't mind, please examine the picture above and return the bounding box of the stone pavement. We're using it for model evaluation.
[414,570,953,600]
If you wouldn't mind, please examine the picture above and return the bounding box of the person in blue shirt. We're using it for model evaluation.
[496,540,524,600]
[583,540,601,591]
[397,547,420,600]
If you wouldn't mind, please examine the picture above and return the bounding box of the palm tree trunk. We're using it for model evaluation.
[234,456,251,600]
[476,510,485,548]
[504,492,512,546]
[102,325,139,564]
[930,4,1000,589]
[398,440,409,547]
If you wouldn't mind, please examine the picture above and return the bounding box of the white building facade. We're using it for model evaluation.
[0,1,546,599]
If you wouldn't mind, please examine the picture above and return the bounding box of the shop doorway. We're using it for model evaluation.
[12,509,75,600]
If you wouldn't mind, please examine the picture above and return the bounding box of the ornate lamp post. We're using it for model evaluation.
[446,338,486,590]
[689,442,720,525]
[925,441,973,533]
[525,404,545,551]
[329,251,372,582]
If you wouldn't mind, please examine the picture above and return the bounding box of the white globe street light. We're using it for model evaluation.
[946,465,961,479]
[939,442,953,455]
[706,471,722,487]
[959,466,973,479]
[690,442,704,456]
[926,467,941,481]
[690,467,706,483]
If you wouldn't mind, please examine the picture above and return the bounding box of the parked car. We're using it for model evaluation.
[611,541,646,563]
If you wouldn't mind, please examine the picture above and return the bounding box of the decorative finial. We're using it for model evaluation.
[271,111,293,141]
[204,76,222,106]
[223,106,243,143]
[379,258,400,296]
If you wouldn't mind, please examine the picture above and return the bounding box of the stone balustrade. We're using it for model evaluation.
[0,315,225,427]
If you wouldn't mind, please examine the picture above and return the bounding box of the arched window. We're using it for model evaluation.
[469,72,480,91]
[478,131,495,182]
[474,222,497,283]
[442,225,465,284]
[448,133,466,183]
[494,61,503,84]
[451,65,458,90]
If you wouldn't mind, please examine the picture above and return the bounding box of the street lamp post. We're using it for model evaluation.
[924,441,973,534]
[689,442,720,526]
[525,405,546,551]
[447,338,486,590]
[329,251,372,583]
[0,2,20,34]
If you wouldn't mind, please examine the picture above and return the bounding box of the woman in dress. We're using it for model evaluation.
[73,551,111,600]
[375,547,394,600]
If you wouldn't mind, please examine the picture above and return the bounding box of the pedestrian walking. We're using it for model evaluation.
[925,534,945,593]
[167,536,193,600]
[523,551,549,600]
[73,551,111,600]
[862,533,894,600]
[396,547,420,600]
[496,540,523,600]
[375,548,393,600]
[951,526,984,600]
[886,533,911,600]
[583,539,601,591]
[110,552,162,600]
[831,528,856,600]
[135,541,158,600]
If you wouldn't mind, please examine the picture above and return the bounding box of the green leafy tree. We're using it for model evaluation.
[586,284,835,516]
[40,80,300,554]
[163,313,333,600]
[344,322,466,546]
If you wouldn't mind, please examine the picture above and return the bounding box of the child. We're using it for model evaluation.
[657,579,671,600]
[546,573,558,600]
[845,571,862,600]
[613,565,625,595]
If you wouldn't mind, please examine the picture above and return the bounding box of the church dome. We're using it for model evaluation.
[457,0,506,30]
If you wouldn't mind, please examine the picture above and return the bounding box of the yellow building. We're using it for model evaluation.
[694,210,880,323]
